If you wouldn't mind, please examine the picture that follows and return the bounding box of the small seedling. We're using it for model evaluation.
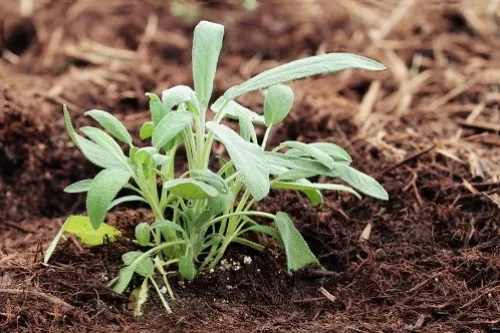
[46,21,388,315]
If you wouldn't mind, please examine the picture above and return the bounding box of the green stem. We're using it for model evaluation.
[149,276,172,314]
[261,125,273,149]
[203,211,275,231]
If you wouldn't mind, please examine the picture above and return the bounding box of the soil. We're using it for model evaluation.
[1,0,499,332]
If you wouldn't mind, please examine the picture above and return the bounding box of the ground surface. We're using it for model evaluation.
[1,0,499,332]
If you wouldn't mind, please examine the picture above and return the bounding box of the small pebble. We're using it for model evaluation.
[375,248,387,261]
[160,286,167,294]
[243,256,252,265]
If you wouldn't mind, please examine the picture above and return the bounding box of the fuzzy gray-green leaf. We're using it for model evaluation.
[146,93,168,125]
[75,134,125,169]
[225,53,385,99]
[211,97,265,125]
[140,121,155,140]
[165,178,218,200]
[85,110,132,145]
[135,223,151,246]
[192,21,224,109]
[161,85,201,115]
[152,111,193,150]
[263,85,294,126]
[206,122,270,201]
[274,212,320,273]
[87,168,131,229]
[64,179,92,193]
[80,126,126,163]
[280,141,334,168]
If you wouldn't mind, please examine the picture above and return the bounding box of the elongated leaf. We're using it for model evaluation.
[113,264,136,294]
[107,195,148,211]
[122,251,154,278]
[64,215,121,245]
[64,179,92,193]
[272,180,360,199]
[165,178,218,199]
[243,224,282,244]
[135,223,151,246]
[43,215,71,264]
[179,248,196,280]
[75,134,125,169]
[131,278,149,317]
[152,111,193,149]
[140,121,155,140]
[280,141,334,168]
[85,110,132,145]
[237,108,257,143]
[151,220,185,233]
[206,122,270,200]
[192,21,224,109]
[309,142,351,163]
[146,93,168,125]
[225,53,385,99]
[80,126,126,163]
[191,169,228,192]
[274,212,320,273]
[263,85,294,126]
[87,168,131,229]
[295,179,323,206]
[265,152,388,200]
[63,105,79,147]
[161,86,200,115]
[211,97,265,124]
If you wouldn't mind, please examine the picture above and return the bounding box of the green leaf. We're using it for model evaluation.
[192,169,228,193]
[192,21,224,109]
[151,220,186,234]
[43,216,71,264]
[243,224,282,244]
[113,265,136,294]
[62,105,79,148]
[265,152,388,200]
[237,108,257,143]
[206,122,270,200]
[295,179,323,206]
[131,278,149,317]
[152,111,193,150]
[271,180,361,199]
[165,178,218,200]
[225,53,385,99]
[207,190,235,215]
[135,223,152,246]
[309,142,352,163]
[80,126,126,163]
[274,212,320,273]
[84,110,132,145]
[87,168,131,229]
[263,85,294,126]
[122,251,154,278]
[140,121,155,140]
[280,141,334,168]
[179,247,196,280]
[146,93,168,125]
[75,134,125,169]
[107,195,148,211]
[211,97,265,125]
[64,179,92,193]
[161,85,200,115]
[64,215,121,245]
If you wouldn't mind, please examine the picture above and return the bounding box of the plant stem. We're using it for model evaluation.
[203,211,275,231]
[149,277,172,314]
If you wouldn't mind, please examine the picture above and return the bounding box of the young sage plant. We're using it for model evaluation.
[45,21,388,315]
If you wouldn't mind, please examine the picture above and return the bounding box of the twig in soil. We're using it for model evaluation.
[456,119,500,132]
[3,221,33,234]
[318,287,336,303]
[377,144,436,177]
[0,288,82,313]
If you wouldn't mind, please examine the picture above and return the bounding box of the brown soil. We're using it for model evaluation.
[1,0,499,332]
